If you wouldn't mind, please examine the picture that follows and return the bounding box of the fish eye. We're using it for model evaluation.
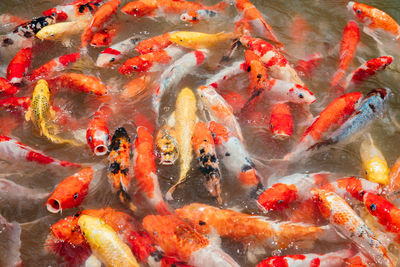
[73,211,81,217]
[43,21,48,26]
[356,9,361,14]
[88,136,92,143]
[358,190,365,196]
[299,93,304,99]
[257,74,262,79]
[133,66,137,70]
[365,170,368,175]
[199,220,206,225]
[73,193,79,199]
[180,39,183,42]
[50,34,54,37]
[277,200,283,204]
[110,58,115,62]
[370,203,376,211]
[192,17,197,21]
[270,124,274,128]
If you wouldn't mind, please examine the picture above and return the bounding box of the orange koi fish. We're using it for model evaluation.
[108,127,136,212]
[45,167,94,213]
[142,214,240,267]
[27,52,81,81]
[269,103,293,138]
[86,104,111,156]
[48,73,108,96]
[175,203,343,249]
[90,23,120,47]
[312,189,394,266]
[330,20,360,93]
[0,77,19,97]
[133,126,172,215]
[244,49,269,104]
[121,75,151,99]
[135,32,172,54]
[81,0,119,49]
[6,47,32,84]
[192,121,222,203]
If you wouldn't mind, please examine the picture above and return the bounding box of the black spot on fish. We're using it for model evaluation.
[210,155,217,162]
[87,4,94,12]
[150,251,164,262]
[247,66,251,72]
[24,32,33,38]
[120,168,129,176]
[109,162,120,174]
[2,38,14,46]
[73,193,78,199]
[241,164,252,172]
[369,104,376,112]
[257,74,262,79]
[192,16,197,21]
[199,220,206,225]
[130,38,141,44]
[199,148,205,154]
[103,37,107,43]
[79,5,85,13]
[225,152,230,157]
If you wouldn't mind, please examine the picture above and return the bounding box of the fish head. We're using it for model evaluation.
[180,10,200,23]
[121,1,157,17]
[120,56,150,74]
[311,189,333,219]
[155,130,179,165]
[36,25,59,40]
[110,127,131,148]
[33,79,50,98]
[50,215,86,246]
[347,1,369,23]
[370,56,393,71]
[43,8,68,22]
[257,183,298,211]
[135,126,153,146]
[175,204,212,235]
[87,128,110,156]
[363,193,394,225]
[287,84,316,104]
[96,48,121,67]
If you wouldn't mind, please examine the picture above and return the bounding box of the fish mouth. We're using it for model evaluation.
[367,88,389,99]
[46,199,62,213]
[94,145,108,156]
[346,1,355,11]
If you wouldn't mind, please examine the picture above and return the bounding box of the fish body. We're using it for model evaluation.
[0,178,48,207]
[0,14,27,30]
[256,249,353,267]
[312,189,393,266]
[135,32,172,54]
[169,31,234,49]
[6,47,32,84]
[49,73,108,95]
[108,127,135,212]
[43,0,102,22]
[331,20,360,92]
[0,77,19,96]
[155,116,179,165]
[11,15,56,38]
[96,35,144,67]
[119,46,185,75]
[257,172,330,212]
[0,96,30,112]
[208,121,263,196]
[78,215,139,267]
[45,167,94,213]
[180,9,220,24]
[0,135,80,167]
[133,126,172,215]
[166,88,197,200]
[269,103,293,138]
[36,20,89,46]
[90,23,120,47]
[81,0,120,49]
[87,104,111,156]
[360,135,389,185]
[142,214,240,267]
[28,52,81,81]
[192,121,222,203]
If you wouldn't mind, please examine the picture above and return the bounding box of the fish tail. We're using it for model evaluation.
[155,201,173,215]
[118,189,137,213]
[220,38,241,62]
[40,121,79,146]
[70,52,96,72]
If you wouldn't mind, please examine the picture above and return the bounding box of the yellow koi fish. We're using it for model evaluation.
[166,87,197,200]
[25,79,77,145]
[36,20,89,47]
[78,215,139,267]
[169,31,234,49]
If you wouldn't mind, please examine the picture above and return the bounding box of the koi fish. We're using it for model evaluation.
[0,77,19,96]
[90,23,120,47]
[166,88,197,200]
[208,121,263,197]
[48,73,108,96]
[87,104,111,156]
[155,120,179,165]
[0,214,21,267]
[256,249,353,267]
[221,92,246,114]
[0,97,30,112]
[175,203,343,249]
[36,20,90,47]
[121,75,151,99]
[135,32,172,54]
[108,127,136,212]
[45,167,94,213]
[180,9,220,24]
[81,0,120,49]
[347,1,400,43]
[360,134,390,185]
[269,103,293,138]
[6,47,32,84]
[192,121,222,203]
[78,215,139,267]
[169,31,234,49]
[142,214,240,267]
[133,126,172,215]
[294,52,323,79]
[96,35,144,67]
[257,172,330,212]
[343,56,393,91]
[25,79,79,145]
[330,20,360,93]
[0,135,81,168]
[233,0,283,50]
[27,52,81,81]
[310,88,390,152]
[119,46,186,75]
[344,252,373,267]
[243,49,269,102]
[43,0,102,22]
[285,92,363,161]
[121,0,226,19]
[152,49,207,117]
[312,189,394,266]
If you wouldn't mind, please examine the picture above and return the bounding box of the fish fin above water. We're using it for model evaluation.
[363,26,384,45]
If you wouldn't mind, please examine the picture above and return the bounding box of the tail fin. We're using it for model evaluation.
[40,121,80,146]
[220,38,241,63]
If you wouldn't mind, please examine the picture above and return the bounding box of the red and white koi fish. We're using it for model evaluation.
[269,103,293,138]
[0,77,19,97]
[257,172,330,212]
[135,32,172,54]
[43,0,102,22]
[27,52,81,82]
[284,92,363,161]
[133,126,172,215]
[48,73,108,96]
[312,189,394,266]
[86,104,111,156]
[208,121,263,197]
[143,214,240,267]
[0,96,30,112]
[256,249,353,267]
[80,0,119,49]
[294,52,323,79]
[347,1,400,44]
[152,49,208,117]
[119,46,186,75]
[6,47,32,84]
[45,167,94,213]
[180,9,220,24]
[90,22,120,47]
[96,35,144,67]
[0,135,81,168]
[330,20,360,93]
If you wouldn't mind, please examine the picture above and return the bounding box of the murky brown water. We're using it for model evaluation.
[1,0,400,266]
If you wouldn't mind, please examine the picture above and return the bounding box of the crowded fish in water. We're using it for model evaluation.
[2,0,400,266]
